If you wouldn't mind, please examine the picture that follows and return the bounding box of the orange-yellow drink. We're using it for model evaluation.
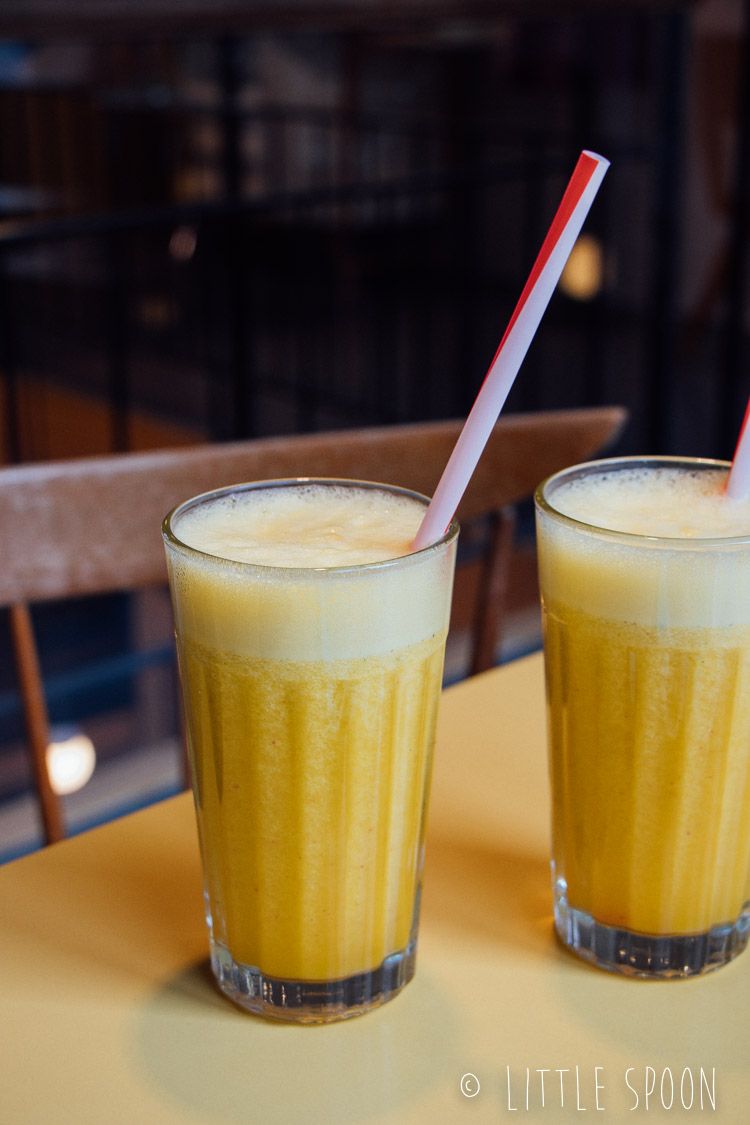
[163,480,457,1020]
[535,457,750,977]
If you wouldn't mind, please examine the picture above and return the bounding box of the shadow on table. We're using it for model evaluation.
[132,828,557,1122]
[133,956,462,1124]
[423,832,554,961]
[548,931,750,1079]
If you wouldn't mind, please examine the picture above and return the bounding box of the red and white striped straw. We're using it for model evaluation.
[413,150,610,550]
[725,392,750,500]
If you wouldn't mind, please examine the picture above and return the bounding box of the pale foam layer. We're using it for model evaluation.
[551,465,750,538]
[173,483,424,567]
[166,483,456,661]
[538,465,750,628]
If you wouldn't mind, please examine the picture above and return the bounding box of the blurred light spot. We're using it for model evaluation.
[169,225,198,262]
[559,233,604,301]
[46,729,96,796]
[137,295,175,330]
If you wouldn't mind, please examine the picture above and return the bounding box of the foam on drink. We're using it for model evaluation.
[539,464,750,629]
[174,482,424,567]
[550,464,750,538]
[167,482,454,661]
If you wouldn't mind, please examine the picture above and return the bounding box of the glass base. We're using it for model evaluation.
[209,937,417,1023]
[553,882,750,978]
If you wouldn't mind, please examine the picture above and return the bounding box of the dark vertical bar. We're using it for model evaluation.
[569,17,608,410]
[105,230,131,453]
[290,225,319,434]
[718,0,750,458]
[100,89,131,453]
[219,34,242,201]
[218,34,253,439]
[198,219,229,442]
[0,251,22,462]
[646,11,689,453]
[441,48,481,418]
[568,18,598,155]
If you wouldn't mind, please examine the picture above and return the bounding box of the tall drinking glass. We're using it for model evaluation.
[535,456,750,977]
[163,478,458,1021]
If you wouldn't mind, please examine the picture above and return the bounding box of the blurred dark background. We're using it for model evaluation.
[1,0,748,855]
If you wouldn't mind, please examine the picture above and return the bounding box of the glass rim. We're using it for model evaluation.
[162,477,459,575]
[534,454,750,548]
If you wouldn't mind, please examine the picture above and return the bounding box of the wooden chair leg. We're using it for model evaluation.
[470,506,517,676]
[9,603,65,845]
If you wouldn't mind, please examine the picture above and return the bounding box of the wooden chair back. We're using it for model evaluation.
[0,406,626,845]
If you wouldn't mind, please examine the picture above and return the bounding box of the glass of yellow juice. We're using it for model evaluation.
[162,478,458,1021]
[535,456,750,977]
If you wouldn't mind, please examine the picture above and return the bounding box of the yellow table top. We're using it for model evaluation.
[1,652,748,1123]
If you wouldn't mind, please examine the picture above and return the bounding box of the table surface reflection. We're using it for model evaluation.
[1,651,748,1123]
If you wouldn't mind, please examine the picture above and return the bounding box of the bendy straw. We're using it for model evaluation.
[412,150,610,550]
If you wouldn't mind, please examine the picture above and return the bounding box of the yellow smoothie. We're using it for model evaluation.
[536,461,750,945]
[180,636,444,980]
[164,481,457,998]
